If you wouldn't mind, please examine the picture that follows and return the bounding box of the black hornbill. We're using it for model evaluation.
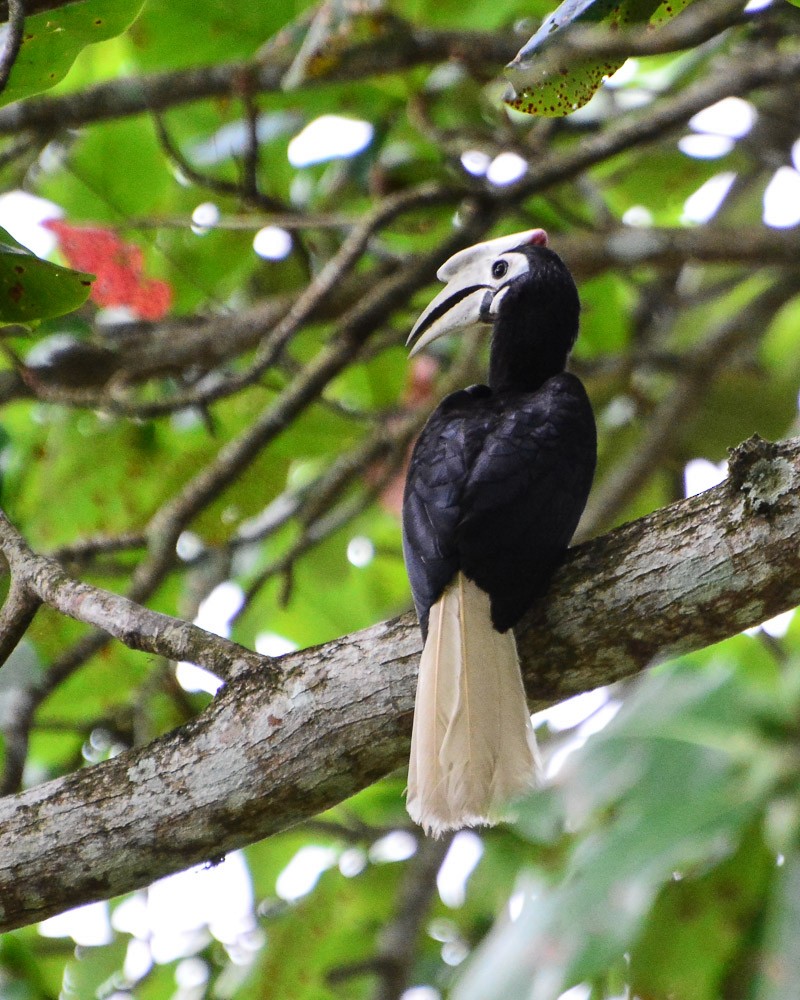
[402,229,596,836]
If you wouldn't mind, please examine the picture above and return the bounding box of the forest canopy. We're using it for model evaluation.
[0,1,799,998]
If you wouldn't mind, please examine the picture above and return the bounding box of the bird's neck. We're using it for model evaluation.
[488,310,573,394]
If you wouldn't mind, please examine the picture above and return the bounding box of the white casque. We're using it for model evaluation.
[407,228,549,356]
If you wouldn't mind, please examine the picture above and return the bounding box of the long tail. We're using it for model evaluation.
[406,572,540,837]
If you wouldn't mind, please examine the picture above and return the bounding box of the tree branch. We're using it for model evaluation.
[0,510,264,683]
[0,2,788,137]
[7,223,798,413]
[508,0,749,78]
[0,570,39,669]
[0,22,517,134]
[0,0,25,95]
[0,433,798,931]
[370,834,453,1000]
[502,45,800,201]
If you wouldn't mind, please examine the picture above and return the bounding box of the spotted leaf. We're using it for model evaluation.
[0,0,145,108]
[0,227,94,326]
[504,0,695,117]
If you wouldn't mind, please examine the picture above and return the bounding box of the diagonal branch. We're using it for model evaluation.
[0,510,264,683]
[0,433,798,931]
[579,274,800,537]
[508,0,749,76]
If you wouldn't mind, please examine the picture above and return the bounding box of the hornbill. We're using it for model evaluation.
[402,229,596,836]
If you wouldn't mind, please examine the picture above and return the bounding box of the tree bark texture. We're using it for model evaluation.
[0,434,798,931]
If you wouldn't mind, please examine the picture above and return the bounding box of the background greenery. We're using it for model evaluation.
[0,0,800,997]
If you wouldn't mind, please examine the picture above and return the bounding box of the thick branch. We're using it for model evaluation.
[0,23,516,134]
[0,434,798,931]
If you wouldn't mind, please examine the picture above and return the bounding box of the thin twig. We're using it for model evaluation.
[0,509,267,683]
[0,571,40,669]
[240,87,262,204]
[154,110,288,214]
[0,0,24,95]
[53,531,148,567]
[509,0,750,75]
[579,274,800,538]
[119,211,357,232]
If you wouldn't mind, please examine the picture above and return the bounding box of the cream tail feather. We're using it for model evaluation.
[406,572,541,837]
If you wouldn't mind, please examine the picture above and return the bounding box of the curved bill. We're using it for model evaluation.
[406,228,548,357]
[407,283,490,357]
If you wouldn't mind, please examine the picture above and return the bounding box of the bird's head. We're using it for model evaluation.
[406,229,579,363]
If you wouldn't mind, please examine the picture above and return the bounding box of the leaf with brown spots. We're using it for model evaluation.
[0,0,145,108]
[504,0,694,117]
[0,225,94,325]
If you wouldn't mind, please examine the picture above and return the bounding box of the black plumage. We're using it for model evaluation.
[401,230,596,836]
[403,242,596,638]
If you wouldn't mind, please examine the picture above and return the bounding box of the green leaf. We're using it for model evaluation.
[0,226,93,324]
[61,937,127,999]
[630,824,775,1000]
[1,0,145,107]
[753,849,800,1000]
[454,661,789,1000]
[248,862,402,999]
[504,0,694,116]
[126,0,310,71]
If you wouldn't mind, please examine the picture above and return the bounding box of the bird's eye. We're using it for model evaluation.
[491,259,508,280]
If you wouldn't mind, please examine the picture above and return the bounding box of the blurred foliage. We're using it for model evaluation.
[457,653,800,1000]
[0,0,799,998]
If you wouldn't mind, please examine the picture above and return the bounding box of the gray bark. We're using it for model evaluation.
[0,434,798,931]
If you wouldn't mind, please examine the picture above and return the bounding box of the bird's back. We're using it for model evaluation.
[403,371,596,636]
